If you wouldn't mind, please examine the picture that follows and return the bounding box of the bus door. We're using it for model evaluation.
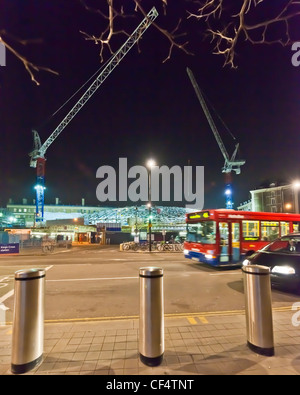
[219,222,229,262]
[231,222,240,263]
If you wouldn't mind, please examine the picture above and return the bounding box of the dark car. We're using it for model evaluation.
[243,233,300,293]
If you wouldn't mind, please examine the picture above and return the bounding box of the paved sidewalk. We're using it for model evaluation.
[1,309,300,375]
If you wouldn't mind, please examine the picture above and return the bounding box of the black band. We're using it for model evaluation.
[11,354,43,374]
[139,274,163,279]
[242,269,269,276]
[139,353,163,367]
[15,274,45,282]
[247,341,274,356]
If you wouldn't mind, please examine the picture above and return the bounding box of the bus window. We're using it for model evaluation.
[280,221,289,236]
[186,221,216,244]
[242,220,259,240]
[219,222,229,262]
[219,222,229,246]
[293,222,300,232]
[261,221,279,241]
[231,223,240,262]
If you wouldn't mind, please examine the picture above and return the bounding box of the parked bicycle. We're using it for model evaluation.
[41,241,56,253]
[121,241,183,252]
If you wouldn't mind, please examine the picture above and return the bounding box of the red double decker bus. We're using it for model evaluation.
[184,209,300,267]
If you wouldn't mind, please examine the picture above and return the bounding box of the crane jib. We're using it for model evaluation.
[186,67,245,174]
[31,7,158,160]
[30,7,158,223]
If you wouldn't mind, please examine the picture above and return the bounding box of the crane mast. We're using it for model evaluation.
[29,7,158,224]
[186,67,245,208]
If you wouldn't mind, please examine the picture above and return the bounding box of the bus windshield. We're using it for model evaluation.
[186,221,216,244]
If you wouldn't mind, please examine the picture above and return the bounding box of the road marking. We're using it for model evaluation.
[198,315,209,324]
[187,316,208,324]
[111,259,128,261]
[0,276,10,282]
[0,290,14,304]
[46,276,139,282]
[0,265,53,304]
[209,272,241,276]
[187,317,197,325]
[0,305,295,326]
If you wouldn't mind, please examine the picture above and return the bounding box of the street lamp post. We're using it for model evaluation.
[148,202,152,251]
[147,159,156,252]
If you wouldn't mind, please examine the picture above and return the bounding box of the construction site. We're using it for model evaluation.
[1,7,246,252]
[0,200,190,248]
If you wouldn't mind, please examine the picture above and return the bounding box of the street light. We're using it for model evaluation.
[146,159,156,252]
[224,185,233,209]
[147,159,156,168]
[285,203,292,211]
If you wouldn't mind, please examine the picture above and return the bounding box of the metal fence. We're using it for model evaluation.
[121,241,184,252]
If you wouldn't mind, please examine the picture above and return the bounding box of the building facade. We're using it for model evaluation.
[5,202,101,228]
[249,183,300,213]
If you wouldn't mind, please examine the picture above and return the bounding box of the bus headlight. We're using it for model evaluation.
[205,253,216,260]
[272,266,295,275]
[183,249,189,256]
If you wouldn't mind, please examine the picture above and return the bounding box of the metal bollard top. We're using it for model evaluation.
[15,268,46,281]
[242,264,270,275]
[139,267,163,278]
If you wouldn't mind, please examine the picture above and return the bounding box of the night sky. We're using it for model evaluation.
[0,1,299,210]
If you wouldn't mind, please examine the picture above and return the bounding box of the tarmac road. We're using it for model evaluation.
[0,244,299,325]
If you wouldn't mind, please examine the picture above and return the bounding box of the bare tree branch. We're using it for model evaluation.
[132,0,192,62]
[3,0,300,83]
[80,0,193,63]
[189,0,300,67]
[0,30,58,85]
[80,0,132,62]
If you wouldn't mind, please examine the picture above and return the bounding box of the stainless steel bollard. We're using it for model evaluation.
[139,267,164,366]
[242,264,274,356]
[11,268,45,374]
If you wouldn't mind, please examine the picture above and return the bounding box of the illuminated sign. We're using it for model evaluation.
[189,214,201,219]
[0,243,19,254]
[187,211,210,220]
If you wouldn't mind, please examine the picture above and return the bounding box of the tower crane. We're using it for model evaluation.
[186,67,245,209]
[29,7,158,224]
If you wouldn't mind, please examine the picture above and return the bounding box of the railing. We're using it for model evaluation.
[121,241,184,252]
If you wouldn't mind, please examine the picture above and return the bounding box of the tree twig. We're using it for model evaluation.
[0,30,58,85]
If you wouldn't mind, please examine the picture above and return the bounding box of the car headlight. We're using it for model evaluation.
[271,265,295,275]
[242,259,251,266]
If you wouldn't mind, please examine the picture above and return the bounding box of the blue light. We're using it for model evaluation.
[34,184,46,190]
